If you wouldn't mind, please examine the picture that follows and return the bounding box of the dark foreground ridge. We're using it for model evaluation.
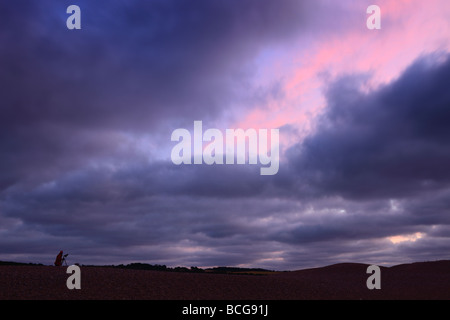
[0,260,449,299]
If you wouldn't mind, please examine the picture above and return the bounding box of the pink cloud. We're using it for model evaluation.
[234,0,450,152]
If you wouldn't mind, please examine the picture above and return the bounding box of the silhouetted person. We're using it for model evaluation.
[54,250,63,266]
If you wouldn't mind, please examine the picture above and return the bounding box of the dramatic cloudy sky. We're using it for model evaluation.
[1,0,450,269]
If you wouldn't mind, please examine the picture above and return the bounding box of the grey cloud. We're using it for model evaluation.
[288,53,450,200]
[2,2,450,269]
[0,0,323,192]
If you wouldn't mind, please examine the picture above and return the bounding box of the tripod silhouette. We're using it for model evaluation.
[61,254,69,266]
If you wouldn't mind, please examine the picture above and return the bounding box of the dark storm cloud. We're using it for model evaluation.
[0,0,313,129]
[288,53,450,200]
[0,0,363,192]
[0,166,296,266]
[273,203,425,245]
[3,51,450,268]
[260,53,450,268]
[0,0,323,192]
[2,1,450,269]
[2,161,450,267]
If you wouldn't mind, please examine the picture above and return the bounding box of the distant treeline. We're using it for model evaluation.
[0,261,44,266]
[0,260,274,274]
[110,263,274,274]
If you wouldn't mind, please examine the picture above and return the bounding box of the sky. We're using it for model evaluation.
[1,0,450,270]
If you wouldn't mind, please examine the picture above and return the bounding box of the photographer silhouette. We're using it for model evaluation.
[54,251,69,266]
